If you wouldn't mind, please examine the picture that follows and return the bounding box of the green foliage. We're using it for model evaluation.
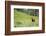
[14,8,39,16]
[14,9,39,27]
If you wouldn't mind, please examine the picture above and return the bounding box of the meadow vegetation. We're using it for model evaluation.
[14,9,39,27]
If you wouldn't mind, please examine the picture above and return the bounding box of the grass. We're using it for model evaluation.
[14,10,39,27]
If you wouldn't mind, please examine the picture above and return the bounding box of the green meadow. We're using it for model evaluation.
[14,9,39,27]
